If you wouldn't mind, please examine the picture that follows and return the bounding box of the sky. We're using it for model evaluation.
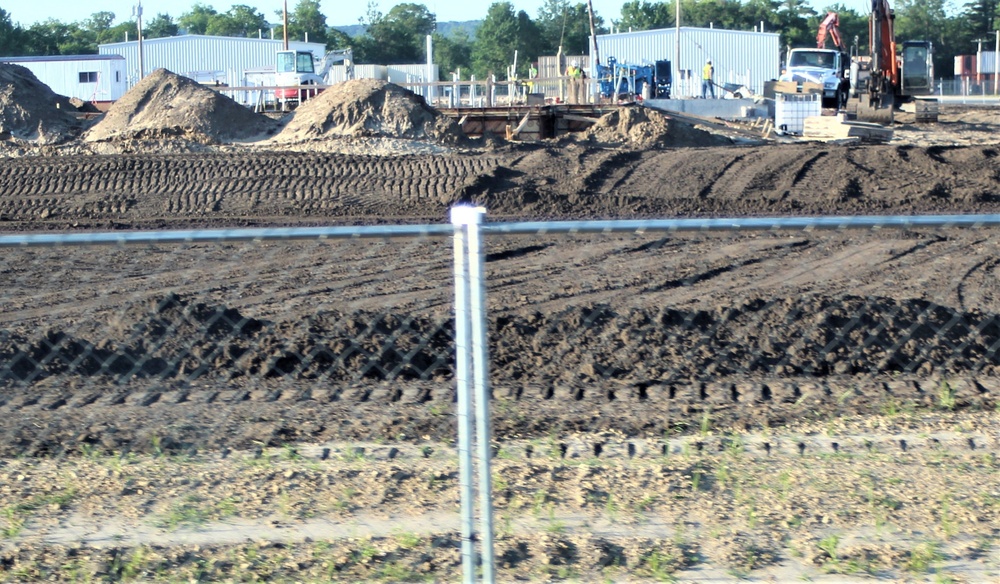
[9,1,627,28]
[7,0,860,30]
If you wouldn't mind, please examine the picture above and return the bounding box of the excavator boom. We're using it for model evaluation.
[855,0,898,123]
[817,12,844,51]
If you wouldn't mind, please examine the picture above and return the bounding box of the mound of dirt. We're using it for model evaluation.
[0,64,81,144]
[584,105,731,148]
[84,68,278,144]
[273,79,464,144]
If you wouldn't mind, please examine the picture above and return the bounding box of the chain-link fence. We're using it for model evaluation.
[1,214,997,583]
[477,216,1000,427]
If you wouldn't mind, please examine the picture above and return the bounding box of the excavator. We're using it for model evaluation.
[273,0,353,108]
[274,48,354,107]
[853,0,935,123]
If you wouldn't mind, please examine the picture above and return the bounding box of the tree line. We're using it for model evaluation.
[0,0,996,78]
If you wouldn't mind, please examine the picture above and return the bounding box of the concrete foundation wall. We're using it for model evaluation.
[644,98,772,119]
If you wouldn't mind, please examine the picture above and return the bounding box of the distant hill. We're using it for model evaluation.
[332,20,480,40]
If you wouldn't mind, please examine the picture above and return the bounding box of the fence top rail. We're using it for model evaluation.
[2,214,999,247]
[0,225,455,247]
[481,214,1000,235]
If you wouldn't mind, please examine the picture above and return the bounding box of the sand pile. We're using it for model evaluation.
[585,105,730,148]
[84,68,278,144]
[0,64,81,144]
[273,79,463,144]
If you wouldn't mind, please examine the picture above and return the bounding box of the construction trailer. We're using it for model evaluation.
[591,26,780,99]
[954,52,998,94]
[99,35,326,89]
[0,54,127,107]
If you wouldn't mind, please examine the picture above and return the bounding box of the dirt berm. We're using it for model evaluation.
[583,103,733,148]
[271,78,464,145]
[0,63,82,144]
[83,68,279,146]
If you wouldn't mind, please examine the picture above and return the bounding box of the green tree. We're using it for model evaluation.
[206,5,268,37]
[356,2,435,64]
[773,0,815,49]
[433,30,473,78]
[106,21,139,44]
[533,0,603,56]
[516,9,543,72]
[85,11,118,46]
[0,8,26,56]
[179,3,218,35]
[560,3,604,57]
[618,0,674,31]
[895,0,951,75]
[288,0,330,44]
[326,28,354,51]
[472,2,520,76]
[144,13,179,39]
[962,0,998,35]
[536,0,571,53]
[23,20,87,55]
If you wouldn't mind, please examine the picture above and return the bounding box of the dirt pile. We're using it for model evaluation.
[584,105,731,148]
[273,79,464,144]
[0,64,81,144]
[84,68,278,145]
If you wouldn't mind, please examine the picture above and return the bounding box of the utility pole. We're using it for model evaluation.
[976,38,983,90]
[675,0,680,97]
[133,2,144,81]
[586,0,598,103]
[283,0,289,50]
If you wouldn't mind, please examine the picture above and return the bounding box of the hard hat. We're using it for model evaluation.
[707,59,712,64]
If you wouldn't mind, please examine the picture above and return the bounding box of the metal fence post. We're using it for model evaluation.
[451,206,477,584]
[466,206,495,583]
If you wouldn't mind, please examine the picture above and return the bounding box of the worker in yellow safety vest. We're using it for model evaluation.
[566,61,583,103]
[701,59,715,99]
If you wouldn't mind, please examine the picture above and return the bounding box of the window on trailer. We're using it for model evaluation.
[79,71,98,83]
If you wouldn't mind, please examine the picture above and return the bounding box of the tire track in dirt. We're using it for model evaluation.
[0,372,992,456]
[0,152,510,224]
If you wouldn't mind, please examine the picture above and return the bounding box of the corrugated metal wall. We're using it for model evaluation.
[955,52,997,75]
[99,35,326,88]
[1,57,128,102]
[387,64,439,84]
[325,64,388,83]
[592,27,780,98]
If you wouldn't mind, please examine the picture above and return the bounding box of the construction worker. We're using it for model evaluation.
[573,62,585,104]
[566,61,581,104]
[702,59,715,99]
[528,62,538,93]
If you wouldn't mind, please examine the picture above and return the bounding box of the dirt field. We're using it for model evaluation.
[0,66,998,582]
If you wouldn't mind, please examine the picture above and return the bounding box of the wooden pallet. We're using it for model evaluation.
[802,114,894,142]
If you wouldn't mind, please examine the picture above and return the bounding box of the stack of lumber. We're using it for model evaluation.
[802,114,894,142]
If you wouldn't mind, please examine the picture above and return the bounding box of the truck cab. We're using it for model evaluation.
[780,48,850,108]
[275,50,323,103]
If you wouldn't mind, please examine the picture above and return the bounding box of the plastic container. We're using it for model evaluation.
[774,92,821,135]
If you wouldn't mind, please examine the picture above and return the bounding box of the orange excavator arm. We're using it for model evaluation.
[869,0,899,92]
[817,12,844,51]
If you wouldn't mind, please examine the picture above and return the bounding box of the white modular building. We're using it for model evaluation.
[0,54,128,105]
[99,35,327,89]
[592,26,780,98]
